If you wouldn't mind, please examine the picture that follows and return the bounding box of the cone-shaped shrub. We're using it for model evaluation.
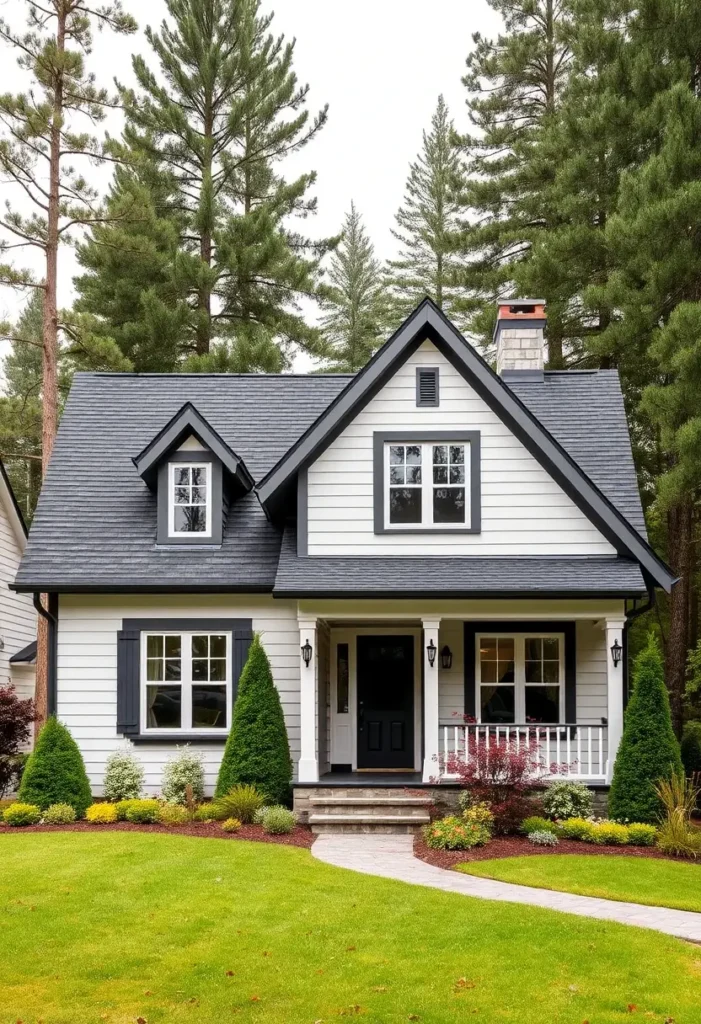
[609,634,682,824]
[215,635,292,804]
[18,717,92,816]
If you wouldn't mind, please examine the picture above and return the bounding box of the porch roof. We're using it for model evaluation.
[273,527,647,598]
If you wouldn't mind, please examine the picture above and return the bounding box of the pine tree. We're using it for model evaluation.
[386,96,466,327]
[609,634,682,824]
[456,0,573,354]
[320,203,386,371]
[216,635,291,804]
[19,716,93,816]
[78,0,331,372]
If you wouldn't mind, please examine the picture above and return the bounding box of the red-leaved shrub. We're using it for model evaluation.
[0,685,36,797]
[446,730,549,834]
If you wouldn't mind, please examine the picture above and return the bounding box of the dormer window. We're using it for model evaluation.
[169,463,211,537]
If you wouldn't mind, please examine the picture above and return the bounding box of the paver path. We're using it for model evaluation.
[312,833,701,942]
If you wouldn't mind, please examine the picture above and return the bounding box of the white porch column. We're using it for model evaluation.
[422,618,441,782]
[298,617,318,783]
[605,618,625,784]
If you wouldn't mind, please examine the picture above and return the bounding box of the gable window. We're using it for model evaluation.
[477,633,564,724]
[143,631,230,732]
[168,462,211,537]
[386,442,468,527]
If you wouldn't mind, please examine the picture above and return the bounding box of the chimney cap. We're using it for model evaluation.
[497,296,546,307]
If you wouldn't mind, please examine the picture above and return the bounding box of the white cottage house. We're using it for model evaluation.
[12,300,674,829]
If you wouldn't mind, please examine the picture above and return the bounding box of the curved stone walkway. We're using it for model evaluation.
[312,834,701,943]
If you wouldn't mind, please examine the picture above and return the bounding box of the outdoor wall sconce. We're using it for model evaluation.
[440,645,453,670]
[610,639,622,667]
[301,639,313,667]
[426,639,437,667]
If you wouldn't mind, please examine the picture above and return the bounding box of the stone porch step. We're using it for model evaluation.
[310,813,430,834]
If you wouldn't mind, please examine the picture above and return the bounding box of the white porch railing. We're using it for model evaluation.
[438,723,608,782]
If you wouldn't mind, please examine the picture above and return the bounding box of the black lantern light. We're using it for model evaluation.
[610,638,622,667]
[301,638,313,667]
[426,639,437,667]
[440,645,453,670]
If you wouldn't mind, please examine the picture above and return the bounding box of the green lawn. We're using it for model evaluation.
[1,835,701,1024]
[458,854,701,914]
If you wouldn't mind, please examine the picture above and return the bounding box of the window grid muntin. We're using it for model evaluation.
[168,462,212,538]
[384,441,471,529]
[142,630,231,732]
[477,633,564,725]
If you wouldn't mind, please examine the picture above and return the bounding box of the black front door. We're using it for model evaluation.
[357,635,415,769]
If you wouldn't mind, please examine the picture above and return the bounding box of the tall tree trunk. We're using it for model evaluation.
[196,103,214,356]
[665,498,693,739]
[34,4,65,736]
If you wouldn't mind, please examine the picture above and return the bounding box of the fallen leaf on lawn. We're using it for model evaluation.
[346,946,356,952]
[665,1019,676,1023]
[144,991,152,996]
[262,951,270,957]
[568,985,579,993]
[136,1018,147,1024]
[372,986,387,993]
[316,969,324,975]
[454,978,476,992]
[250,996,260,1003]
[338,1008,362,1017]
[627,1007,638,1014]
[408,1016,420,1022]
[226,970,235,976]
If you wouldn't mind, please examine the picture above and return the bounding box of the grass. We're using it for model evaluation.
[458,854,701,913]
[1,834,700,1024]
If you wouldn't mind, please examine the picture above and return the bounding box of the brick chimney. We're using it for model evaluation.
[494,298,546,380]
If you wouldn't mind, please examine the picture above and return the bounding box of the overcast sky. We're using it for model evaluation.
[0,0,502,344]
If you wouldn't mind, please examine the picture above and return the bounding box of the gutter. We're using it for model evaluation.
[33,593,58,717]
[622,591,655,706]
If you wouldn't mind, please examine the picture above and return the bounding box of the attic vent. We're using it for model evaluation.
[416,367,439,407]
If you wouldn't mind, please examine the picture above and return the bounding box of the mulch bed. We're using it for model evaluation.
[414,833,695,869]
[0,820,315,848]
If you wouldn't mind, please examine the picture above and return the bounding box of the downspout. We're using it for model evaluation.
[33,593,58,717]
[623,592,655,707]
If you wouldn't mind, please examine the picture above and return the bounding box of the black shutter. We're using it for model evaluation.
[117,629,141,736]
[232,628,253,705]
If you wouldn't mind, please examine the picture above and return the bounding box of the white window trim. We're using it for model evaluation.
[383,440,471,530]
[168,461,212,539]
[140,630,231,734]
[475,632,565,724]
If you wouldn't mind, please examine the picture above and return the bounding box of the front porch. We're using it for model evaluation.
[296,600,626,789]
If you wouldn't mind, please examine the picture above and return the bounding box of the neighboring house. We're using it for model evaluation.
[0,459,37,710]
[12,299,674,828]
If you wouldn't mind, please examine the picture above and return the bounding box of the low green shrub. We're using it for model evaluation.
[260,805,296,835]
[520,815,557,836]
[542,781,593,820]
[221,817,242,832]
[3,802,41,826]
[528,829,559,847]
[252,805,269,825]
[193,802,222,822]
[115,799,139,821]
[213,784,264,824]
[86,802,118,823]
[627,822,658,847]
[461,802,494,844]
[157,802,190,826]
[121,799,159,824]
[557,817,596,841]
[43,803,77,824]
[423,815,490,851]
[161,748,205,805]
[590,820,629,845]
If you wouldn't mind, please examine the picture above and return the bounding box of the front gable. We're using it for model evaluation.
[304,340,617,557]
[259,300,674,591]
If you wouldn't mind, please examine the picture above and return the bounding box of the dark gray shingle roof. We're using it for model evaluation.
[15,365,647,592]
[274,526,646,596]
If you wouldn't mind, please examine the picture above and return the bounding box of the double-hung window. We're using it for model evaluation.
[385,442,469,527]
[142,631,230,732]
[477,633,564,724]
[168,462,211,537]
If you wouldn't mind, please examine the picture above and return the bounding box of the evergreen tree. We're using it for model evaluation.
[216,635,291,804]
[609,634,682,824]
[386,96,466,327]
[320,203,386,371]
[77,0,332,372]
[19,717,93,816]
[456,0,573,354]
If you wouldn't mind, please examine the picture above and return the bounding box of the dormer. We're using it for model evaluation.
[133,403,253,546]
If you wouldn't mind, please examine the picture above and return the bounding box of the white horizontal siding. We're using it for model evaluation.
[307,340,615,556]
[57,594,300,796]
[0,491,35,698]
